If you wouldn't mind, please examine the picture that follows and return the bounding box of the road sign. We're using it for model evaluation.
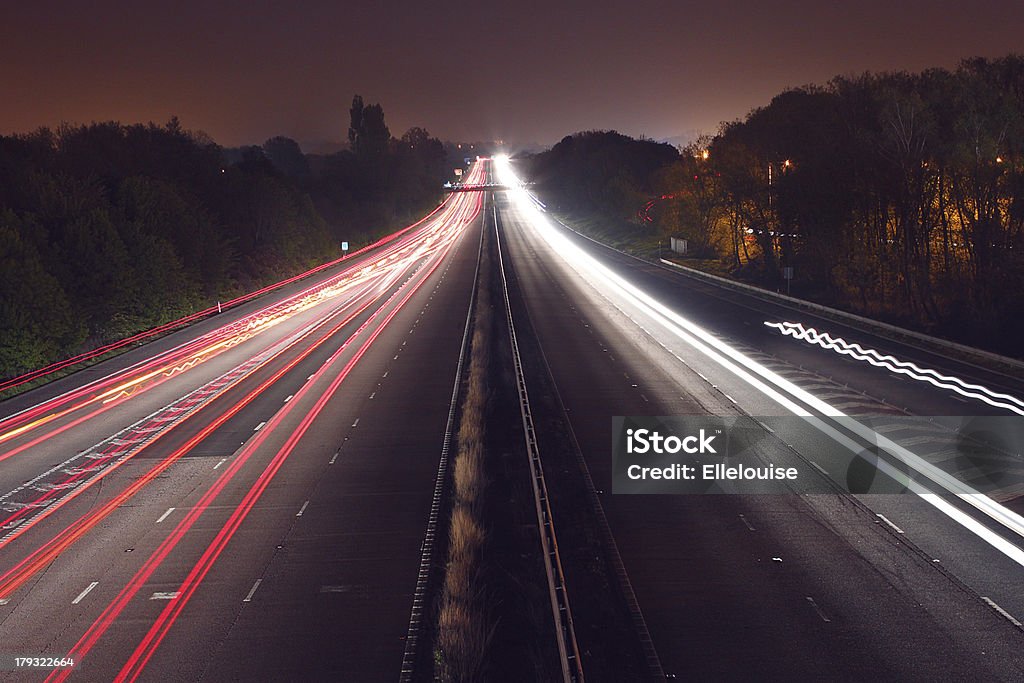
[341,241,349,252]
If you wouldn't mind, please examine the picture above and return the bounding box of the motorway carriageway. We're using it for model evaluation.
[493,156,1024,680]
[0,161,485,681]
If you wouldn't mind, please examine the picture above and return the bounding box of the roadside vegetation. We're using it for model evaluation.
[436,246,493,681]
[434,225,563,682]
[0,97,453,380]
[524,55,1024,357]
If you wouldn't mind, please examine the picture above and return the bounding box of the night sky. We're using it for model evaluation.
[4,1,1023,149]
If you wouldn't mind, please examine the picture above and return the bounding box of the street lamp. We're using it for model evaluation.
[768,159,791,208]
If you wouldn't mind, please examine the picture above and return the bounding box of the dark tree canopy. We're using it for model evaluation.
[524,55,1024,356]
[0,98,451,380]
[525,131,679,218]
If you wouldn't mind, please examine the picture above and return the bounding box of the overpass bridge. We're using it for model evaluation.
[443,182,533,193]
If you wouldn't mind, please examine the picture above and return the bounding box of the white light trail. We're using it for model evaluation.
[494,156,1024,568]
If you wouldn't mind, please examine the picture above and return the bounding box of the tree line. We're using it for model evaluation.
[526,56,1024,355]
[0,97,450,378]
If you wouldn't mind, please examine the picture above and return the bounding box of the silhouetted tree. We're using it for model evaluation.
[263,136,310,182]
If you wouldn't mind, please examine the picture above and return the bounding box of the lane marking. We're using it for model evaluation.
[150,592,179,600]
[329,451,339,465]
[738,514,756,531]
[810,461,828,475]
[213,457,228,470]
[254,421,266,431]
[982,597,1023,627]
[72,582,99,605]
[155,508,175,524]
[383,371,389,378]
[806,596,831,622]
[352,418,360,428]
[296,500,310,517]
[243,579,262,603]
[876,514,905,534]
[369,392,376,399]
[284,394,293,403]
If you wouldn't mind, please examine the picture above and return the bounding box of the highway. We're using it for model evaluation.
[0,161,485,681]
[1,152,1023,682]
[493,157,1024,680]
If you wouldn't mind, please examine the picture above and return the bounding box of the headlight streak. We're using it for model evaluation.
[765,321,1024,415]
[44,181,482,683]
[493,157,1024,569]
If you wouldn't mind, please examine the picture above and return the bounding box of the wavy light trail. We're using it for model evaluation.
[764,320,1024,415]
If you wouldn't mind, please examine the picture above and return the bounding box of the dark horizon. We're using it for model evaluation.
[4,1,1024,148]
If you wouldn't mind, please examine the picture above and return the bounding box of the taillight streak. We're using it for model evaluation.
[0,196,455,396]
[0,201,475,465]
[46,194,478,683]
[0,274,389,548]
[116,199,476,682]
[0,198,464,446]
[0,279,387,601]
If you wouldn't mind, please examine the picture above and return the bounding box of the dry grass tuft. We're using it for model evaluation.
[436,257,494,682]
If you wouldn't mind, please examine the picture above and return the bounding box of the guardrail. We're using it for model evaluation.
[657,257,1024,373]
[494,204,585,683]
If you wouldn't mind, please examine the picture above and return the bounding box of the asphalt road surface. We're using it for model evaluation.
[493,156,1024,681]
[2,154,1024,681]
[0,163,485,681]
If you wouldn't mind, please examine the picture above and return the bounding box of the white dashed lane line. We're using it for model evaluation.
[876,514,905,534]
[72,582,99,605]
[806,597,831,623]
[243,579,262,603]
[982,597,1022,627]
